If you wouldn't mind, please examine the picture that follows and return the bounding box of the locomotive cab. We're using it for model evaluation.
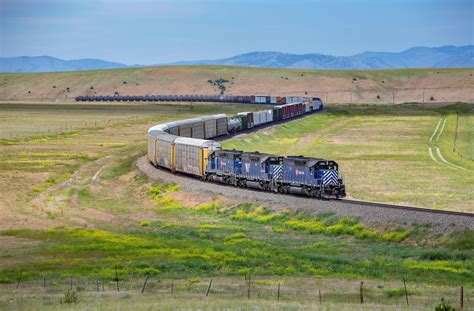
[313,160,345,198]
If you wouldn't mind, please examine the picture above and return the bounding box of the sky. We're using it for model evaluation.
[1,0,473,64]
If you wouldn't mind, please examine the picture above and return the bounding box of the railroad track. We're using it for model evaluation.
[340,199,473,217]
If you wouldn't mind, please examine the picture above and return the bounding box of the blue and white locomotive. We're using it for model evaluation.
[205,150,346,199]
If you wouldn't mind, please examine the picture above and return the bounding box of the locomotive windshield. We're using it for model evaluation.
[316,162,338,170]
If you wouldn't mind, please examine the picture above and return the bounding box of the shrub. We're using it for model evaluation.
[149,183,180,197]
[384,288,414,298]
[382,230,411,242]
[435,298,456,311]
[196,203,220,213]
[60,291,78,304]
[446,229,474,250]
[420,251,452,261]
[139,220,151,227]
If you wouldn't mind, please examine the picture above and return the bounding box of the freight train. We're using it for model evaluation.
[147,98,346,199]
[76,94,312,104]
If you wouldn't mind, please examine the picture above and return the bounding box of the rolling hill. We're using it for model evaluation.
[0,66,472,103]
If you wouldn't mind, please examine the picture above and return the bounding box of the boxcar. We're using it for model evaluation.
[202,116,217,139]
[155,133,177,170]
[177,120,192,137]
[214,114,228,136]
[237,112,254,128]
[166,122,180,136]
[189,118,205,139]
[174,137,221,176]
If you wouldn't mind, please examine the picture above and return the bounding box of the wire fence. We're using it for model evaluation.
[2,274,469,309]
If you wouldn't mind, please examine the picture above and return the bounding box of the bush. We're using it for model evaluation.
[384,288,414,298]
[446,229,474,250]
[420,251,452,261]
[60,291,78,304]
[435,298,456,311]
[382,230,411,242]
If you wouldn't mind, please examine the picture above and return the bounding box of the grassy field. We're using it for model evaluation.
[1,66,472,103]
[224,103,474,211]
[0,101,473,310]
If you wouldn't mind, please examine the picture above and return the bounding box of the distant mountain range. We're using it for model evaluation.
[0,56,129,73]
[1,45,472,73]
[170,46,473,70]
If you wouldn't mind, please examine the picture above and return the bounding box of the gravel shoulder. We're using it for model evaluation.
[136,156,474,234]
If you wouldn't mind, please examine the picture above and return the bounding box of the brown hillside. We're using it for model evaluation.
[1,66,472,103]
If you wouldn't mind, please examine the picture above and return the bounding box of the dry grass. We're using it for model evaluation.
[0,276,469,310]
[1,66,473,103]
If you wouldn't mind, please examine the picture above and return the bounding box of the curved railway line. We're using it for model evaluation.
[138,106,473,230]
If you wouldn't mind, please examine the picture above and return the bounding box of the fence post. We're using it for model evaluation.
[115,268,120,292]
[277,282,280,301]
[43,276,46,288]
[171,282,174,294]
[318,289,322,303]
[460,286,464,310]
[141,275,149,294]
[247,275,251,299]
[403,278,409,307]
[360,281,364,304]
[205,279,212,297]
[96,273,99,292]
[16,270,23,289]
[70,276,73,290]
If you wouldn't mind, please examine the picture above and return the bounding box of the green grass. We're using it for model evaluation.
[1,183,472,286]
[455,112,474,161]
[223,103,474,212]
